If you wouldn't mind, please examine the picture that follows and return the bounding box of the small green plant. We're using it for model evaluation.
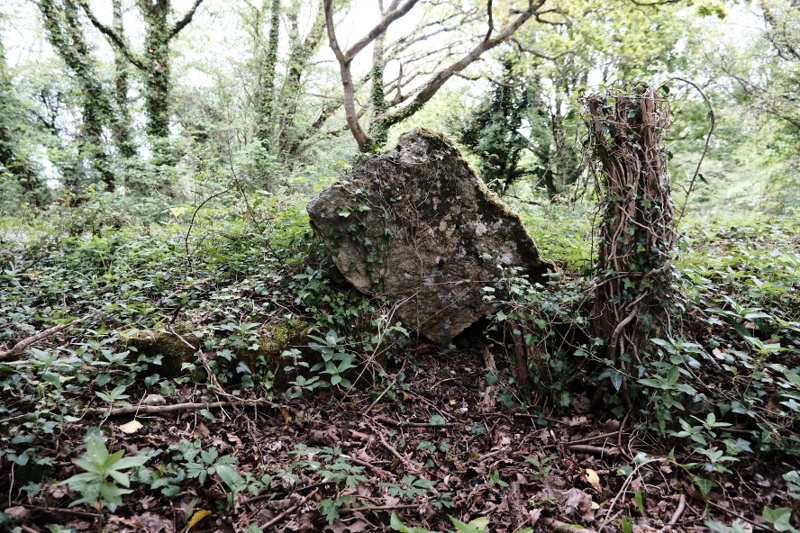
[524,455,556,481]
[60,431,149,511]
[382,474,435,502]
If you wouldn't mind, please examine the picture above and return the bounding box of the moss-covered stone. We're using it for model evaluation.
[307,128,554,342]
[125,329,199,378]
[124,320,313,387]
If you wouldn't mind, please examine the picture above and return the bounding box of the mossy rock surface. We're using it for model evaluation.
[125,320,311,386]
[307,128,553,342]
[125,329,199,378]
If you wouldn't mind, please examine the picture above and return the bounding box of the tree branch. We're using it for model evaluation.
[384,0,545,129]
[77,0,146,71]
[343,0,420,62]
[169,0,205,41]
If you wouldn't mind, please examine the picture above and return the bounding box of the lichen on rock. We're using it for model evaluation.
[307,128,553,343]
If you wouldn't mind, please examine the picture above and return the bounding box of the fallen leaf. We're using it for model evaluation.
[193,422,210,438]
[4,506,30,523]
[585,468,601,489]
[226,433,243,448]
[120,420,143,434]
[185,509,211,532]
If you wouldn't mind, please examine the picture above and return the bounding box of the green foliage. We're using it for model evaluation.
[59,431,149,511]
[456,56,532,196]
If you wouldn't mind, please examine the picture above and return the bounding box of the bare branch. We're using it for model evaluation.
[385,0,546,129]
[484,0,494,42]
[169,0,205,41]
[76,0,146,70]
[342,0,420,62]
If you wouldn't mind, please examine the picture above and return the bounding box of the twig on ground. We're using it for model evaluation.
[371,414,454,428]
[482,344,497,411]
[259,488,320,530]
[0,321,78,362]
[83,399,276,417]
[342,503,419,513]
[21,504,100,518]
[566,431,621,445]
[706,499,764,529]
[664,494,687,530]
[618,411,634,462]
[373,428,422,470]
[466,447,509,465]
[566,444,621,456]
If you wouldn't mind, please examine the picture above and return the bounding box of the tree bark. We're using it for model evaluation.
[585,85,676,369]
[112,0,137,160]
[279,0,327,156]
[256,0,282,156]
[37,0,116,192]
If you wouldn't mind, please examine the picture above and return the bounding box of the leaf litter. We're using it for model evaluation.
[1,341,795,532]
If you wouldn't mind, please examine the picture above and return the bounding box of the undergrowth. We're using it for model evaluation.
[1,193,799,530]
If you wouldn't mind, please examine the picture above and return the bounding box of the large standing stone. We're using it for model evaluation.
[307,128,552,342]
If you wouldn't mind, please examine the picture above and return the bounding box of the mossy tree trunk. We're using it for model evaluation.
[37,0,117,192]
[585,85,677,372]
[367,6,389,151]
[111,0,137,161]
[0,38,43,204]
[79,0,204,167]
[254,0,281,185]
[278,0,326,157]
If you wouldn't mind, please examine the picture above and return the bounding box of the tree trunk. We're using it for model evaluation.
[37,0,116,192]
[253,0,281,185]
[585,85,677,371]
[112,0,136,160]
[368,27,388,149]
[140,0,171,144]
[278,0,326,157]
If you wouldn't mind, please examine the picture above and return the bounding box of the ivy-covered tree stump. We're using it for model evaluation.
[585,85,677,371]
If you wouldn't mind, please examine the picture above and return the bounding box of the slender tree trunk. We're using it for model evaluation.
[140,0,172,142]
[368,28,388,149]
[112,0,136,160]
[585,85,676,371]
[279,0,326,157]
[258,0,281,145]
[37,0,116,192]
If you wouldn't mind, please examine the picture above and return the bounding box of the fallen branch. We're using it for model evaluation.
[342,504,418,513]
[664,494,687,530]
[565,444,621,457]
[0,321,78,362]
[83,399,276,417]
[260,488,320,530]
[374,428,423,470]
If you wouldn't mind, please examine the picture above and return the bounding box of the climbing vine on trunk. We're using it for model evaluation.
[585,85,677,372]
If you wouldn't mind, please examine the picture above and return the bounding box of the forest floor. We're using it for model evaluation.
[2,336,789,533]
[2,206,799,532]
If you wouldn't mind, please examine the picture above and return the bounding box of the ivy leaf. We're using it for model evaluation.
[762,507,799,532]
